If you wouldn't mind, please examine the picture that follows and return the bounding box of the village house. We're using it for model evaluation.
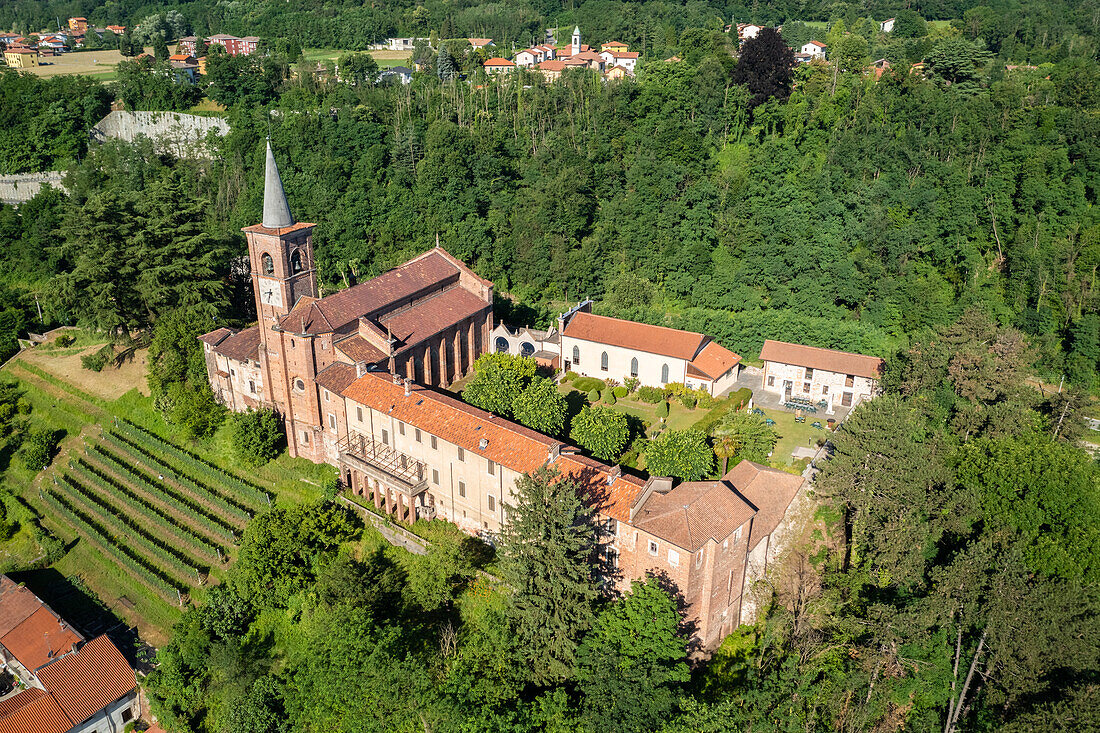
[105,25,126,35]
[801,40,827,58]
[758,339,884,410]
[67,17,88,33]
[168,53,200,83]
[181,34,259,57]
[598,49,638,73]
[601,41,629,53]
[603,64,630,80]
[3,48,38,68]
[880,17,896,33]
[483,57,515,74]
[200,143,494,464]
[200,147,809,651]
[536,58,566,80]
[377,65,413,84]
[467,38,495,50]
[0,576,139,733]
[735,23,763,43]
[559,305,741,396]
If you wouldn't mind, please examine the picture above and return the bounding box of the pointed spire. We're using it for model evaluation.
[573,25,580,34]
[262,139,295,229]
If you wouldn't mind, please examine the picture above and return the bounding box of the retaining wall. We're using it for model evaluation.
[0,172,66,205]
[90,111,230,158]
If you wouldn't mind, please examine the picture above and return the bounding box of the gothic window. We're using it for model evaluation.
[291,249,303,273]
[572,345,580,365]
[601,351,609,371]
[661,363,669,384]
[630,357,638,378]
[520,342,535,357]
[261,253,274,275]
[495,337,509,353]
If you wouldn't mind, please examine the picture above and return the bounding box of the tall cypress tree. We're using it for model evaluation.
[499,465,598,685]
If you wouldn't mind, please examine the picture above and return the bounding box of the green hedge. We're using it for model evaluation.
[573,376,607,393]
[637,386,667,403]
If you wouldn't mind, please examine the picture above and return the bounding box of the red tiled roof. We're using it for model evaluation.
[0,576,42,638]
[468,38,493,46]
[36,635,135,727]
[608,51,639,59]
[240,221,315,237]
[758,340,883,380]
[212,326,261,363]
[633,477,756,552]
[342,373,558,474]
[538,60,566,71]
[380,288,489,355]
[279,250,465,335]
[1,608,82,672]
[334,334,386,363]
[556,453,646,523]
[563,312,706,361]
[483,57,514,66]
[725,461,804,550]
[315,362,358,394]
[688,341,741,380]
[0,688,71,733]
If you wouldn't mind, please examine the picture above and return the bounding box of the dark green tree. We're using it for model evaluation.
[570,405,629,461]
[230,409,284,467]
[644,429,713,480]
[512,376,568,437]
[731,27,795,108]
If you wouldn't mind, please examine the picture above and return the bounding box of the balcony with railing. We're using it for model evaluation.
[336,431,428,495]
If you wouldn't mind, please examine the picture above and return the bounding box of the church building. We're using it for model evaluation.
[200,143,494,463]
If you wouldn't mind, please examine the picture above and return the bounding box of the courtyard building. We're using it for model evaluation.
[758,339,884,410]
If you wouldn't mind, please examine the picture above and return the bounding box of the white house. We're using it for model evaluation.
[801,40,827,58]
[736,23,763,42]
[758,340,884,411]
[880,17,896,33]
[598,50,639,73]
[515,48,539,66]
[560,307,741,396]
[483,57,515,74]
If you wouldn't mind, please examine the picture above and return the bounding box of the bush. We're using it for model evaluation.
[680,393,697,409]
[564,371,578,382]
[21,428,60,471]
[573,376,607,393]
[613,386,628,399]
[54,334,76,347]
[697,392,717,410]
[587,388,601,403]
[230,409,284,467]
[728,387,753,410]
[80,344,113,372]
[623,377,640,393]
[638,386,666,403]
[603,388,617,405]
[656,401,670,419]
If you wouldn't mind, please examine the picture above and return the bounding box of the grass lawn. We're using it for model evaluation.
[754,407,828,467]
[302,47,411,68]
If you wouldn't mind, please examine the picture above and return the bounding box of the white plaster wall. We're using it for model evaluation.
[563,336,686,388]
[761,361,876,407]
[69,690,138,733]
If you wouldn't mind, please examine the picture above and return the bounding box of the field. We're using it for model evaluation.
[0,336,332,644]
[24,47,154,81]
[302,47,411,67]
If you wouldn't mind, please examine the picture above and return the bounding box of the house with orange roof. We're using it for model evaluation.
[559,304,742,397]
[67,17,87,33]
[3,47,37,68]
[801,40,826,59]
[0,576,138,733]
[598,48,638,73]
[467,37,494,49]
[601,41,628,52]
[759,339,884,411]
[483,57,515,74]
[603,64,630,80]
[536,58,566,80]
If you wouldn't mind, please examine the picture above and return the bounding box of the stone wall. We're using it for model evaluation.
[0,171,66,205]
[90,111,230,158]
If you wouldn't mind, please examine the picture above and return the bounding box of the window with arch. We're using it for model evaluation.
[630,357,639,378]
[661,363,670,384]
[600,351,609,371]
[520,342,535,357]
[495,337,509,353]
[261,253,274,275]
[572,345,580,365]
[290,249,303,273]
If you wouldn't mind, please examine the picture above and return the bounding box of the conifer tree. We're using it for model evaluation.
[499,465,598,685]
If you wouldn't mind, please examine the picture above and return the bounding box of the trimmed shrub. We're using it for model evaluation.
[697,392,717,410]
[612,386,628,399]
[573,376,607,393]
[587,388,601,403]
[637,386,666,403]
[680,393,697,409]
[564,371,578,382]
[656,401,670,419]
[623,377,640,393]
[603,388,617,405]
[728,387,753,410]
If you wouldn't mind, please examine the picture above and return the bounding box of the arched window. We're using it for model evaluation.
[572,345,580,365]
[290,250,303,273]
[261,253,274,275]
[661,363,670,384]
[600,351,609,371]
[495,337,509,353]
[630,357,638,378]
[520,342,535,357]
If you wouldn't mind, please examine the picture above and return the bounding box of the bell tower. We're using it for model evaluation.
[242,141,318,326]
[571,25,581,55]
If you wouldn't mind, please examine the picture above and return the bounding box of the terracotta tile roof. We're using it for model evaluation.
[758,340,884,380]
[380,288,489,355]
[807,40,826,47]
[279,250,464,335]
[0,576,43,637]
[468,38,493,46]
[334,334,386,363]
[168,53,191,61]
[538,60,566,71]
[556,453,646,523]
[316,362,358,393]
[633,478,756,552]
[1,608,83,672]
[0,688,71,733]
[725,461,804,550]
[563,312,707,361]
[36,635,135,727]
[240,221,315,237]
[483,57,514,66]
[212,326,261,363]
[342,373,558,474]
[688,341,741,380]
[608,51,639,59]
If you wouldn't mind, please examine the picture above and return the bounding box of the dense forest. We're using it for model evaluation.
[0,2,1098,728]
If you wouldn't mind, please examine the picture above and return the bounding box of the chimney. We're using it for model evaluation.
[479,438,489,450]
[392,373,401,385]
[606,465,622,485]
[548,443,561,462]
[404,378,411,397]
[356,361,366,378]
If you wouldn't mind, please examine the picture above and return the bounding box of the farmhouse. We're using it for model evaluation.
[801,40,827,58]
[559,306,741,396]
[759,339,884,410]
[4,48,38,68]
[198,147,808,650]
[483,57,515,74]
[0,576,138,733]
